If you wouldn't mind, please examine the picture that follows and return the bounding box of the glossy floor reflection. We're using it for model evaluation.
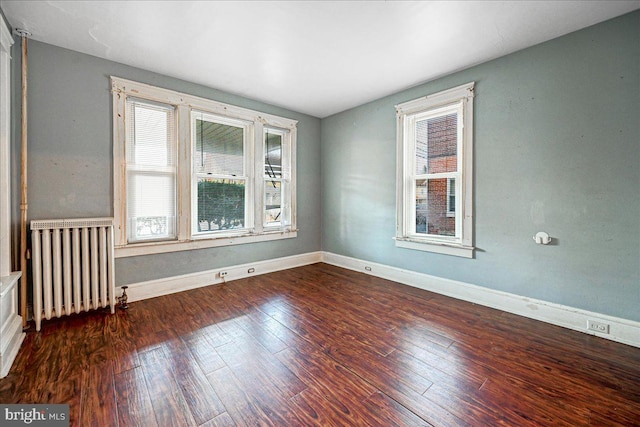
[1,263,639,426]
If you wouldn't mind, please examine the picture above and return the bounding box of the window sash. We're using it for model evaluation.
[191,111,253,236]
[125,98,177,243]
[263,127,291,230]
[406,103,463,242]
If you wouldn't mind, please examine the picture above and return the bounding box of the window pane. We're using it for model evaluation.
[197,178,246,232]
[447,177,456,217]
[265,180,282,226]
[265,131,282,178]
[194,117,244,176]
[128,172,175,241]
[415,178,455,237]
[415,113,457,175]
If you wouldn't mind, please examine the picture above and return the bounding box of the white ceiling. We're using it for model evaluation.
[2,1,639,118]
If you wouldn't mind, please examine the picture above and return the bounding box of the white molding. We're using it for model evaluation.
[0,315,25,378]
[115,230,297,258]
[111,76,298,128]
[0,17,14,277]
[321,252,640,348]
[395,238,474,258]
[0,272,25,378]
[117,251,322,302]
[0,19,13,53]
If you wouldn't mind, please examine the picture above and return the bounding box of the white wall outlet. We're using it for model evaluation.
[533,231,552,245]
[587,320,610,334]
[248,268,255,273]
[219,271,228,278]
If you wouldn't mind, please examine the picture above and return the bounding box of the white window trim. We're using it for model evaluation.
[112,77,297,258]
[395,82,474,258]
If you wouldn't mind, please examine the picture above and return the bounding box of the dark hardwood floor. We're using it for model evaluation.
[1,263,639,426]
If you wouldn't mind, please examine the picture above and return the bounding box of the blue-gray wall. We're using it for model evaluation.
[322,11,640,321]
[10,41,322,285]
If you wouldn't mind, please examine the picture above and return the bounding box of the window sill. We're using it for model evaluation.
[394,237,474,258]
[115,230,297,258]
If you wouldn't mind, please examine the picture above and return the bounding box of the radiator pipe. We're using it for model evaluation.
[16,29,30,329]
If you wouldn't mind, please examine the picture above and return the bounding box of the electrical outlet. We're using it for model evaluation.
[219,271,228,278]
[587,320,610,334]
[248,268,255,273]
[364,266,372,272]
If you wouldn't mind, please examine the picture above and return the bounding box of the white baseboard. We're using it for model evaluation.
[321,252,640,348]
[117,251,323,303]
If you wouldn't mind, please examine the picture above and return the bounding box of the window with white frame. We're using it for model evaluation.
[126,98,177,243]
[395,82,474,258]
[112,77,297,257]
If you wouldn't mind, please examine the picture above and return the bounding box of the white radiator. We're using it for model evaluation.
[30,218,116,331]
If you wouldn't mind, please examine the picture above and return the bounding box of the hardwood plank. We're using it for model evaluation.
[103,310,140,374]
[587,408,640,427]
[474,375,591,426]
[362,390,434,427]
[114,366,158,427]
[397,336,493,383]
[289,387,374,426]
[326,342,434,395]
[278,347,435,426]
[448,339,640,419]
[214,331,307,401]
[217,314,289,354]
[206,366,297,426]
[79,362,118,427]
[162,337,227,425]
[198,412,236,427]
[139,346,196,427]
[181,329,227,375]
[276,346,377,407]
[322,347,468,427]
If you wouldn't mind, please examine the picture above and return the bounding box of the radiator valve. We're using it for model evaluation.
[117,286,129,310]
